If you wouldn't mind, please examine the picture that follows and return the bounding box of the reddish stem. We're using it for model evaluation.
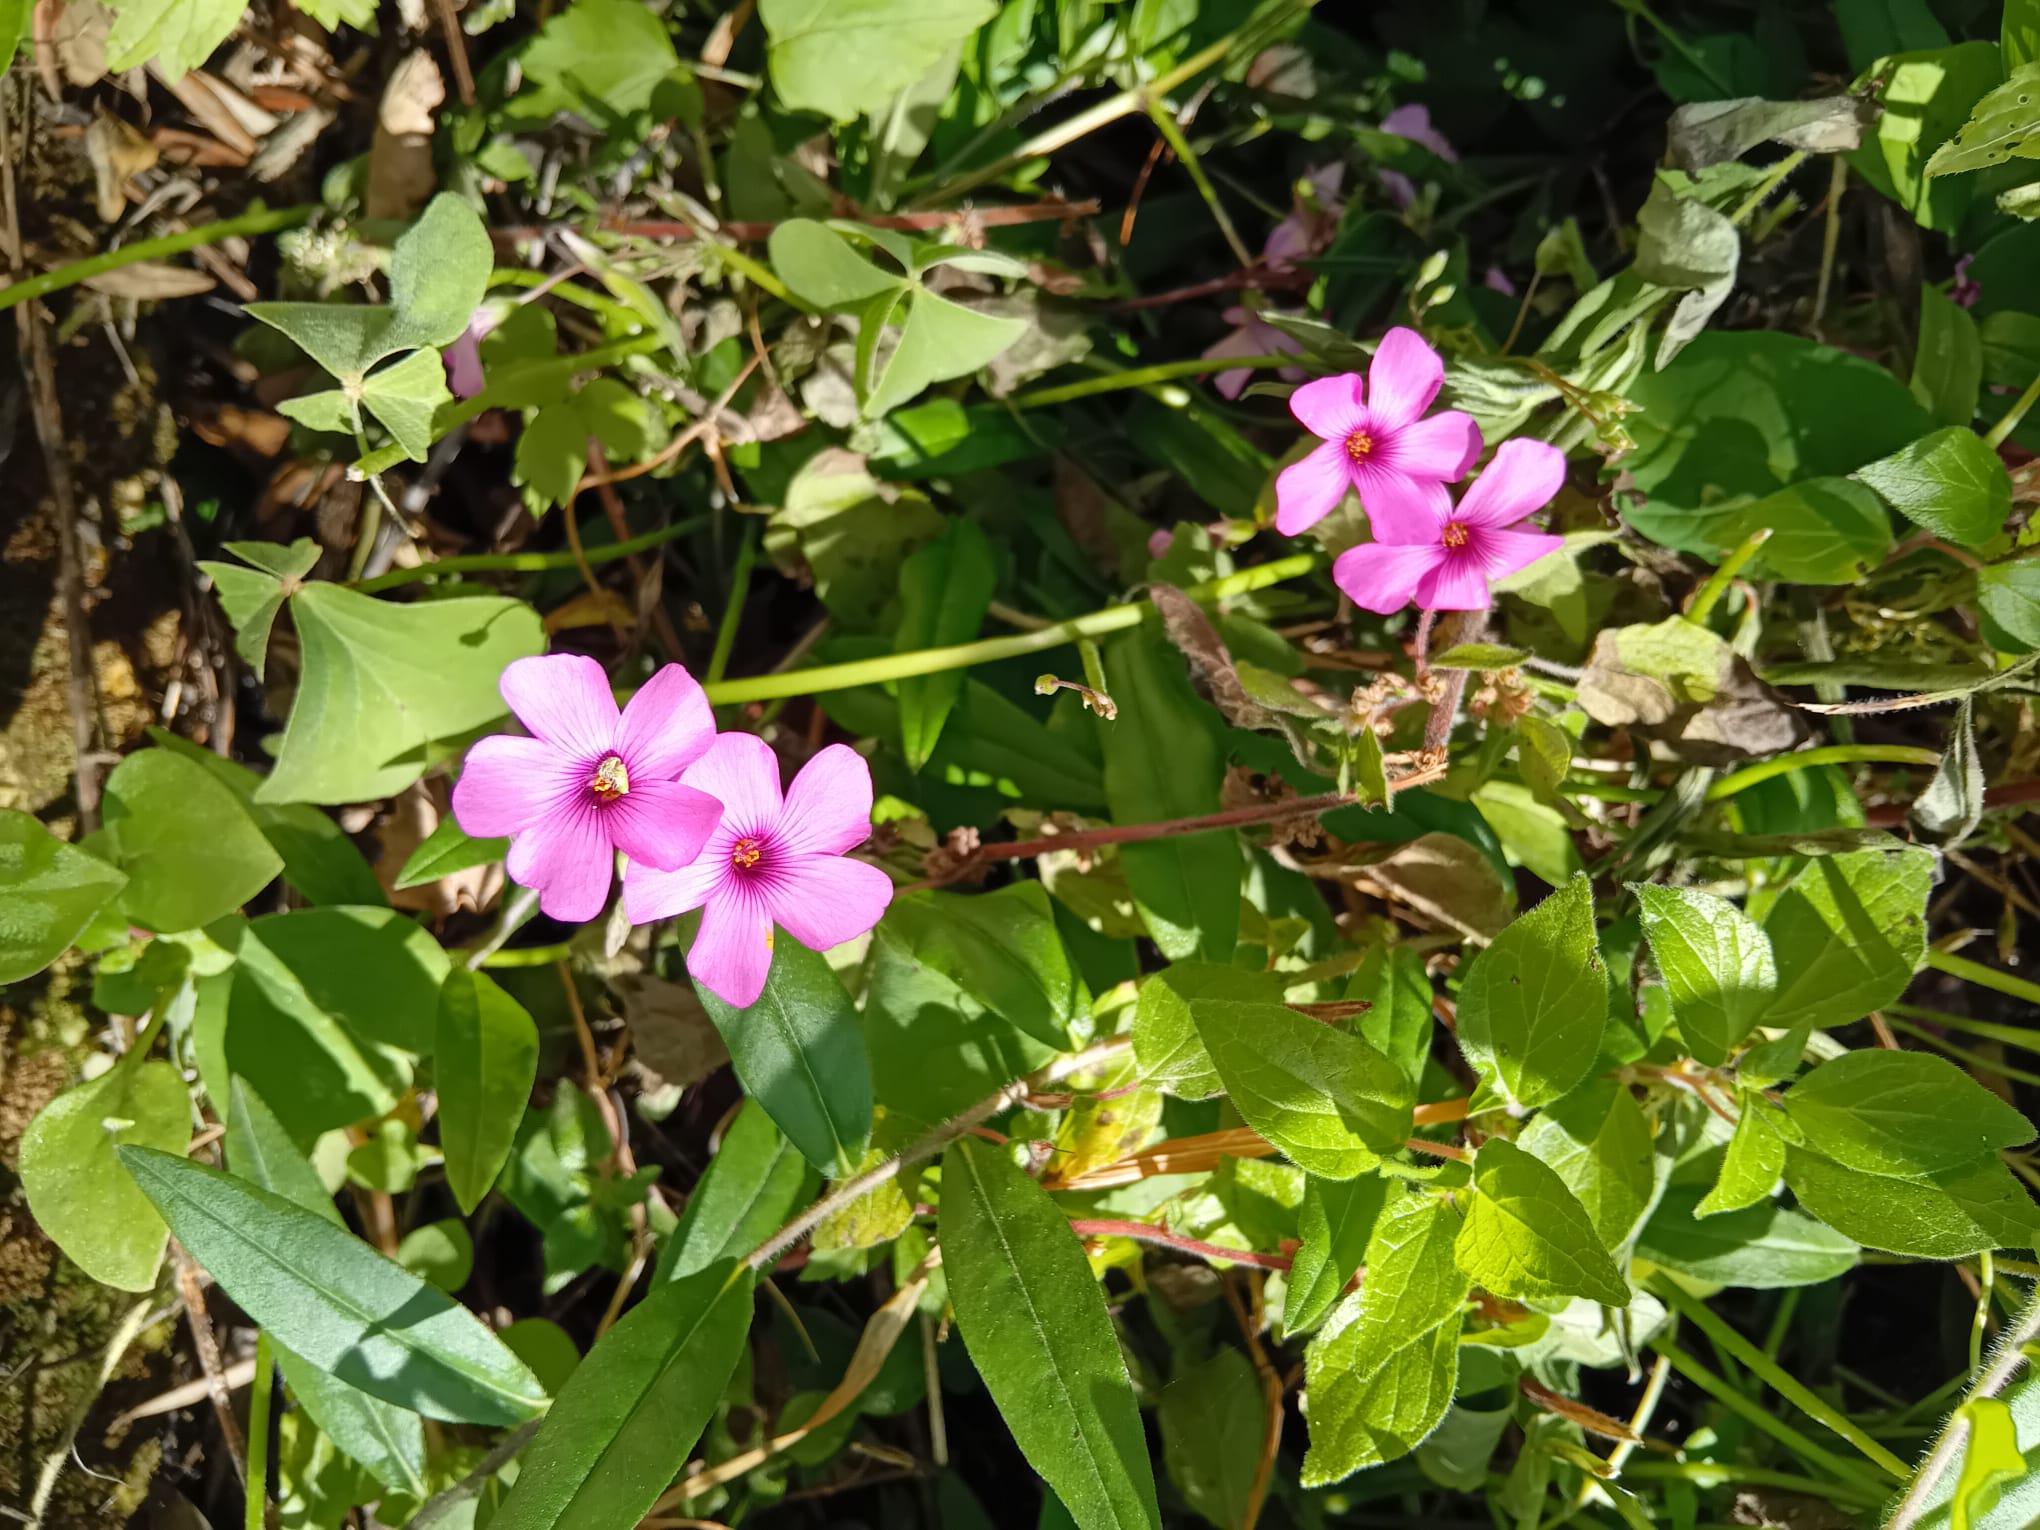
[1404,1136,1469,1162]
[1068,1219,1292,1271]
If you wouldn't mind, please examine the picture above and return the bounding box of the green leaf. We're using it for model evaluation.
[1307,1319,1459,1487]
[2012,0,2040,71]
[360,348,454,464]
[1729,477,1895,584]
[1193,998,1413,1179]
[245,302,398,385]
[1695,1098,1787,1216]
[397,1219,475,1291]
[1978,562,2040,651]
[396,813,508,890]
[1914,284,1984,426]
[1637,1182,1859,1287]
[768,220,905,310]
[1850,42,2003,229]
[246,906,449,1054]
[19,1048,189,1290]
[119,1148,546,1424]
[655,1100,817,1282]
[1471,780,1582,889]
[256,584,543,805]
[1100,625,1239,962]
[695,938,872,1173]
[895,517,998,769]
[880,884,1077,1047]
[100,749,282,931]
[509,0,684,120]
[0,810,126,983]
[1635,884,1776,1066]
[1953,1399,2028,1530]
[198,537,319,681]
[276,387,356,436]
[275,1342,429,1498]
[1158,1350,1264,1530]
[1916,696,1985,846]
[1854,426,2011,545]
[1345,943,1435,1089]
[1758,848,1932,1037]
[1455,875,1606,1110]
[940,1138,1161,1530]
[384,194,494,352]
[573,377,655,461]
[515,400,591,508]
[1783,1147,2040,1258]
[1632,172,1740,366]
[1283,1174,1389,1336]
[761,0,995,123]
[1131,962,1279,1099]
[225,1076,341,1223]
[1667,96,1869,169]
[1928,61,2040,176]
[435,969,540,1214]
[1517,1079,1657,1249]
[0,0,29,78]
[1455,1138,1629,1306]
[104,0,239,78]
[1782,1049,2034,1176]
[491,1263,755,1530]
[864,286,1028,419]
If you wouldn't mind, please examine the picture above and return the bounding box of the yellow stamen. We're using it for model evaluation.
[589,755,630,801]
[1344,430,1375,462]
[731,836,763,869]
[1442,521,1470,549]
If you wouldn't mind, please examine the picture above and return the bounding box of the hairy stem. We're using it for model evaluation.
[1886,1283,2040,1530]
[1069,1220,1291,1270]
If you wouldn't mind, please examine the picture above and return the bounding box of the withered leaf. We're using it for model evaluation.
[1576,617,1808,765]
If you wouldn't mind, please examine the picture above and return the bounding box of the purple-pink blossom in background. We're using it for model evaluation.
[1204,307,1307,399]
[452,654,724,922]
[1332,436,1567,613]
[1375,104,1457,210]
[625,733,892,1008]
[441,307,500,400]
[1264,162,1346,271]
[1272,326,1483,537]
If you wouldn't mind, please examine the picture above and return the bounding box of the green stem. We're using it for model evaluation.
[477,939,573,970]
[1687,528,1772,625]
[354,335,664,478]
[245,1331,273,1530]
[1654,1280,1911,1481]
[1731,150,1808,227]
[1704,746,1940,803]
[1923,948,2040,1008]
[350,516,710,594]
[699,552,1319,705]
[1650,1337,1892,1493]
[1985,372,2040,451]
[1887,1284,2040,1530]
[1615,1460,1884,1508]
[1886,1001,2040,1057]
[1011,353,1301,409]
[1141,98,1255,269]
[1612,0,1734,95]
[707,520,759,686]
[1884,1016,2040,1088]
[0,202,315,314]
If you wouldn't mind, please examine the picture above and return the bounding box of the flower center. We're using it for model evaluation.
[588,754,630,802]
[1344,429,1375,462]
[1441,520,1470,549]
[730,836,764,870]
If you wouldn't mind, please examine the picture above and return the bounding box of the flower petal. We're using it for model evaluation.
[617,662,717,780]
[1332,542,1443,615]
[678,732,785,837]
[779,744,877,857]
[500,653,618,758]
[506,803,613,923]
[1380,104,1459,162]
[1475,526,1566,582]
[687,890,778,1009]
[606,778,724,873]
[766,854,896,954]
[1287,373,1366,440]
[1352,469,1452,545]
[1274,439,1357,536]
[451,735,571,837]
[1415,554,1492,611]
[1382,409,1482,482]
[1362,327,1445,430]
[1454,437,1568,528]
[622,844,729,925]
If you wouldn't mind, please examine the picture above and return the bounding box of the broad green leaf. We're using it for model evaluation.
[515,400,591,507]
[695,937,872,1173]
[19,1048,189,1290]
[2012,0,2040,71]
[1638,1183,1859,1287]
[360,348,453,464]
[1304,1316,1458,1487]
[275,1343,429,1498]
[895,517,997,769]
[1455,1139,1629,1306]
[881,883,1077,1047]
[1455,875,1606,1110]
[1100,625,1239,962]
[1850,42,2002,229]
[1192,999,1413,1179]
[768,219,905,310]
[491,1263,755,1530]
[435,969,540,1214]
[105,0,239,78]
[1322,1187,1470,1362]
[1635,884,1776,1066]
[761,0,995,123]
[1695,1098,1787,1216]
[1914,284,1984,426]
[1518,1079,1657,1248]
[1130,962,1280,1099]
[0,0,28,77]
[225,1077,341,1223]
[1758,848,1932,1037]
[119,1148,546,1424]
[0,809,126,983]
[1783,1147,2040,1258]
[245,302,397,385]
[508,0,684,120]
[197,537,319,680]
[256,584,543,804]
[1471,780,1581,889]
[1978,562,2040,651]
[395,813,508,890]
[1952,1399,2028,1530]
[1927,61,2040,176]
[1783,1050,2034,1175]
[275,387,355,436]
[1158,1350,1264,1530]
[1283,1174,1389,1336]
[1725,477,1894,584]
[1854,426,2011,545]
[100,749,282,931]
[384,194,495,352]
[655,1100,817,1282]
[864,286,1028,418]
[940,1138,1161,1530]
[1632,172,1739,366]
[247,907,449,1054]
[1345,943,1435,1089]
[502,1318,582,1395]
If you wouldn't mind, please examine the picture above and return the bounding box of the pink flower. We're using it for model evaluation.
[1272,326,1483,537]
[1265,163,1346,271]
[1953,255,1981,309]
[1204,306,1306,399]
[1332,437,1567,613]
[1380,105,1458,163]
[624,734,893,1008]
[441,307,498,400]
[452,654,724,922]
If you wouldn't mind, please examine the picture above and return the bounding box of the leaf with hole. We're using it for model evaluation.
[1928,61,2040,177]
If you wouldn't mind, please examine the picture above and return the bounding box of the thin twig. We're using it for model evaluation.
[1072,1219,1290,1270]
[174,1244,247,1483]
[407,1420,543,1529]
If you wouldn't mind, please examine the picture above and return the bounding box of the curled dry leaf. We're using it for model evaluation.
[373,780,503,918]
[85,112,159,222]
[83,262,216,301]
[366,51,445,219]
[616,974,731,1093]
[1575,618,1808,766]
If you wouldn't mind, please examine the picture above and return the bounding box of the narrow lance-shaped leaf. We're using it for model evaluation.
[436,968,540,1214]
[655,1100,817,1283]
[895,516,998,770]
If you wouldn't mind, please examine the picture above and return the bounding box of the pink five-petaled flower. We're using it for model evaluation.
[623,733,893,1009]
[1332,437,1567,613]
[1272,326,1483,537]
[452,654,724,923]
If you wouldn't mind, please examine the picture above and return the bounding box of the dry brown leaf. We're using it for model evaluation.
[85,112,159,222]
[614,974,729,1092]
[191,404,293,459]
[82,262,216,301]
[366,51,444,219]
[1343,831,1515,944]
[544,588,635,634]
[373,780,503,918]
[44,0,111,88]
